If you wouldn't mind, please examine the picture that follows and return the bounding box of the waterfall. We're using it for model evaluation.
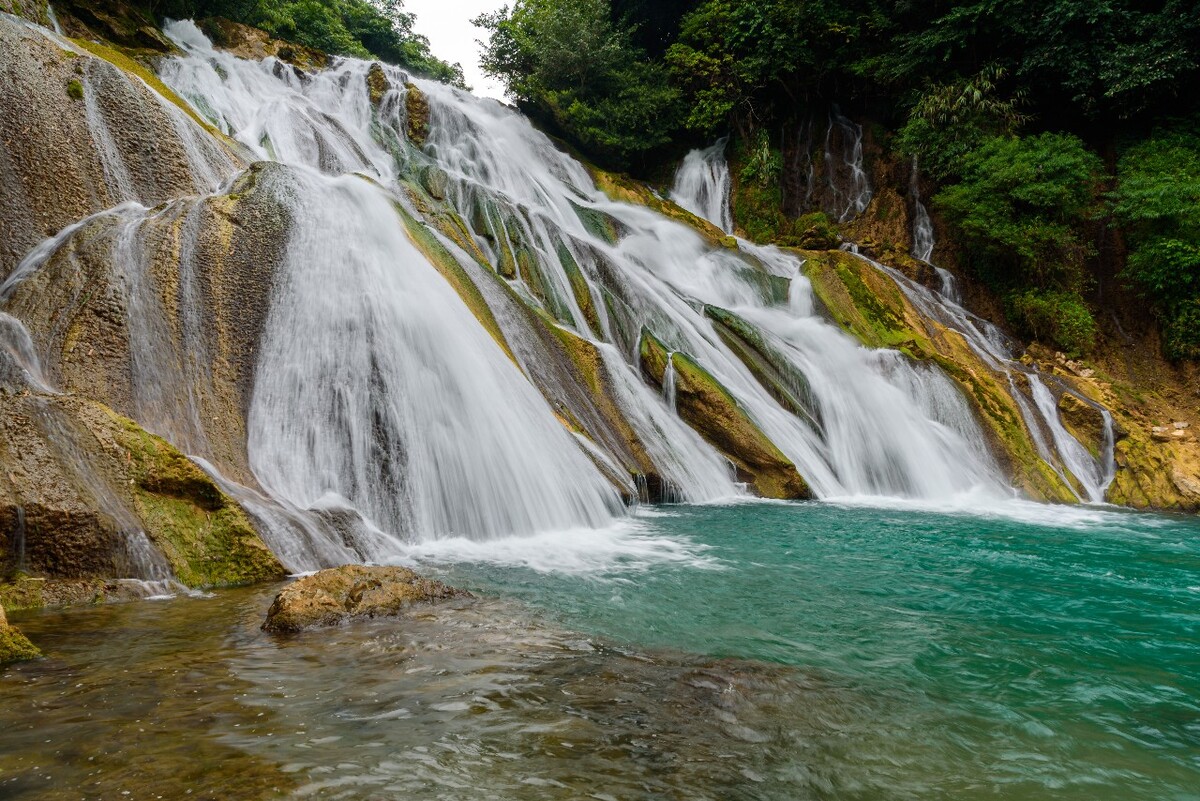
[245,167,622,542]
[826,109,872,222]
[158,20,1008,504]
[671,138,734,234]
[0,15,1127,577]
[845,246,1117,502]
[909,157,936,263]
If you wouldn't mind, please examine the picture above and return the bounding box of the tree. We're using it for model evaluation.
[475,0,682,168]
[1111,128,1200,359]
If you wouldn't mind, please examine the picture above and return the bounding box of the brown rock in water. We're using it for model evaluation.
[0,604,40,664]
[263,565,471,633]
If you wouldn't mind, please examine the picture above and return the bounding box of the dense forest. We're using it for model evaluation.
[475,0,1200,361]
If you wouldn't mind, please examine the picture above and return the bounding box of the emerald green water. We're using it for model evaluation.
[3,501,1199,799]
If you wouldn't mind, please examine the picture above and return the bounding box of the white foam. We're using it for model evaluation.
[820,490,1165,531]
[388,519,718,575]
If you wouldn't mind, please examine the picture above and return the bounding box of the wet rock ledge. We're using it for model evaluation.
[262,565,471,633]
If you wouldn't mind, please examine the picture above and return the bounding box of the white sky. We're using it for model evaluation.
[404,0,507,99]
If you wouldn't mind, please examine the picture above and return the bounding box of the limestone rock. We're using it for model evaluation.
[0,386,285,588]
[405,83,430,147]
[366,62,390,106]
[198,17,328,72]
[0,16,242,280]
[263,565,471,633]
[0,604,40,664]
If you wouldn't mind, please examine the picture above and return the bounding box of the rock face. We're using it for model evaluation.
[0,603,40,664]
[0,388,287,587]
[262,566,471,633]
[0,15,241,281]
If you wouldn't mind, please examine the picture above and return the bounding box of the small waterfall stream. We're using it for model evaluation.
[670,138,734,234]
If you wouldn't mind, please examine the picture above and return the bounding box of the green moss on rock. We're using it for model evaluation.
[66,78,83,99]
[639,329,810,500]
[366,61,390,106]
[405,83,430,146]
[105,409,285,588]
[0,605,40,664]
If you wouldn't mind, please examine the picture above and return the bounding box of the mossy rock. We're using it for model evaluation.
[0,623,40,664]
[704,305,823,434]
[366,62,390,106]
[104,409,286,588]
[0,605,39,663]
[639,329,810,500]
[405,82,430,147]
[587,166,729,249]
[801,250,1076,502]
[68,36,219,136]
[263,565,470,633]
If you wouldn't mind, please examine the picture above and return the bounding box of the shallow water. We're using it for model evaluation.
[3,501,1199,800]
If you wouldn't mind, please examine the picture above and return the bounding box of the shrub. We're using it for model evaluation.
[1006,289,1097,356]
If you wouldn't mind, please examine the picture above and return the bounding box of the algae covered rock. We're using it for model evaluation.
[0,604,40,664]
[366,61,390,105]
[405,82,430,146]
[262,565,471,633]
[639,330,810,500]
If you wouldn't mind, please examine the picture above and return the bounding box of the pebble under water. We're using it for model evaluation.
[2,500,1198,800]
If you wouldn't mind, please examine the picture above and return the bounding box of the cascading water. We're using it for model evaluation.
[908,158,960,303]
[845,245,1117,502]
[0,16,1124,579]
[670,138,734,234]
[246,167,622,543]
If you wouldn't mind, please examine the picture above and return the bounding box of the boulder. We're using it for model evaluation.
[0,604,40,664]
[262,565,471,633]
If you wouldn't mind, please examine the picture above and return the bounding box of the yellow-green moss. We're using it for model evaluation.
[588,166,732,249]
[800,250,1076,502]
[66,78,84,99]
[104,410,285,588]
[0,623,40,664]
[366,62,390,106]
[404,82,429,146]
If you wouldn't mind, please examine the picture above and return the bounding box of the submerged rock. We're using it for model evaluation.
[262,565,471,633]
[0,603,40,664]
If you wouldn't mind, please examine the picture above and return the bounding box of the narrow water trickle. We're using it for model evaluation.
[670,138,734,234]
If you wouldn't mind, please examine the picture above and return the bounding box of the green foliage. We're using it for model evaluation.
[664,0,859,133]
[1111,129,1200,359]
[1005,289,1097,356]
[474,0,682,168]
[895,66,1028,180]
[159,0,464,84]
[934,133,1103,291]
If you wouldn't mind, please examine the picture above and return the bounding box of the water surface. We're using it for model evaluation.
[3,501,1198,800]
